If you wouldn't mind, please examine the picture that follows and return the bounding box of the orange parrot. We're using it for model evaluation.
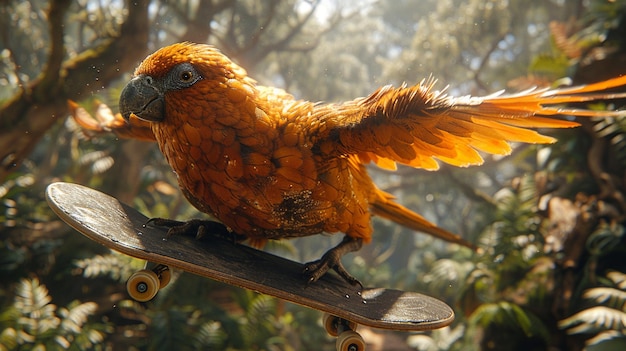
[77,42,626,285]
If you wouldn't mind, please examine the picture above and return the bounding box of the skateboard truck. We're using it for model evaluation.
[323,313,366,351]
[126,264,171,302]
[125,261,370,350]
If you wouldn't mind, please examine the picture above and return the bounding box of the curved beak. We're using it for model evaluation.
[119,75,165,122]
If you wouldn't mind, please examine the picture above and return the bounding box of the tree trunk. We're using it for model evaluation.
[0,0,150,183]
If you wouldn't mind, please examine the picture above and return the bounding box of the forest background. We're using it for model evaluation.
[1,0,626,350]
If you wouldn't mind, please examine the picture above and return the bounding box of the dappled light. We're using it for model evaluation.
[2,1,626,350]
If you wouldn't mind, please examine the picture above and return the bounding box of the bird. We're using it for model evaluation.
[75,42,626,286]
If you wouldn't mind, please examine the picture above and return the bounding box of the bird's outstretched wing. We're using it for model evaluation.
[312,76,626,170]
[68,100,156,142]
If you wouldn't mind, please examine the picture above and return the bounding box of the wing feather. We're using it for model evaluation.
[311,75,626,170]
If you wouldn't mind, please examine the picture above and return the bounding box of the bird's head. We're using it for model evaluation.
[119,42,248,122]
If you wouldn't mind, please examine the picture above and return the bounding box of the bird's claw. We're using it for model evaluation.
[145,218,239,241]
[303,236,364,288]
[303,257,363,288]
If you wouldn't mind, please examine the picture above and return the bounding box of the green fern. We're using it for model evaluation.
[423,258,475,296]
[74,252,144,282]
[77,150,115,175]
[586,222,625,257]
[240,293,281,349]
[560,306,626,334]
[528,52,569,79]
[608,271,626,290]
[9,278,60,344]
[559,271,626,350]
[479,175,545,292]
[147,305,204,351]
[584,287,626,310]
[0,278,111,351]
[585,330,626,351]
[406,325,466,351]
[470,301,549,341]
[193,321,228,350]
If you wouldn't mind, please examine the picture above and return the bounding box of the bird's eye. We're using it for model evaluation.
[180,71,193,82]
[169,63,200,89]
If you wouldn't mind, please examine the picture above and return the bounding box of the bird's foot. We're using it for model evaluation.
[146,218,243,242]
[303,236,363,288]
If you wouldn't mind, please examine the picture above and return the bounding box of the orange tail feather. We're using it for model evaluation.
[371,190,477,250]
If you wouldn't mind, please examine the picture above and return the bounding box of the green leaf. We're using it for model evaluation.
[559,306,626,334]
[470,301,548,340]
[586,223,625,256]
[528,53,569,79]
[583,287,626,310]
[607,271,626,290]
[13,278,60,337]
[194,321,228,349]
[59,301,98,334]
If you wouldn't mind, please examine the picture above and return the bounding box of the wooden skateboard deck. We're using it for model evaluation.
[46,181,454,332]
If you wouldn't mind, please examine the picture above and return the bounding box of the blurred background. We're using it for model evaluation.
[1,0,626,350]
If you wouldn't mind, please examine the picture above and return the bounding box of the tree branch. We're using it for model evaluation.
[0,0,150,183]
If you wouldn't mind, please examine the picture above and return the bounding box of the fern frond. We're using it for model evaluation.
[194,321,228,349]
[85,327,107,345]
[607,271,626,290]
[14,278,53,313]
[406,334,438,351]
[2,278,111,349]
[78,150,115,174]
[559,306,626,334]
[585,330,626,350]
[14,278,60,336]
[0,328,19,351]
[408,325,466,351]
[487,175,544,260]
[592,116,626,169]
[74,252,141,281]
[583,287,626,310]
[470,301,549,340]
[424,258,475,294]
[247,294,277,328]
[65,317,111,350]
[58,301,98,334]
[239,293,278,348]
[586,222,625,255]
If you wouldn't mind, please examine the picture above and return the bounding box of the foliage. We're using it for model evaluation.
[559,271,626,350]
[72,250,328,351]
[74,252,143,282]
[0,278,111,351]
[470,301,549,341]
[591,115,626,171]
[1,0,626,350]
[406,325,466,351]
[435,175,555,350]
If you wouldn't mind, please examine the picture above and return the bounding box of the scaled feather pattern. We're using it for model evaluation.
[75,42,626,282]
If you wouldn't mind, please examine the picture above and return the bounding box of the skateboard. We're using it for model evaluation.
[46,182,454,351]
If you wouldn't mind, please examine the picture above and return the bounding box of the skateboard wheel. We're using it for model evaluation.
[323,313,339,336]
[323,313,358,337]
[127,269,160,302]
[153,265,171,289]
[336,330,365,351]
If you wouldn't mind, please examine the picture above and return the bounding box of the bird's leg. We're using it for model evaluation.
[303,235,363,287]
[146,218,245,242]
